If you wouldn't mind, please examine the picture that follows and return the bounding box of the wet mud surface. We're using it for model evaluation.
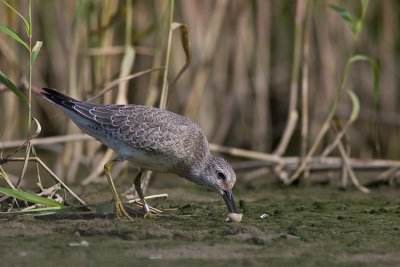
[1,183,400,267]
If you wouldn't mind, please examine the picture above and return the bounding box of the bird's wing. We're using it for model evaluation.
[74,103,207,155]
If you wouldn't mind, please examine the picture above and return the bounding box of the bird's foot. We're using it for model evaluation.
[144,212,154,219]
[114,200,134,222]
[143,203,158,219]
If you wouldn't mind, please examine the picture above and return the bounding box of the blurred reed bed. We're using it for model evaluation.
[0,0,399,193]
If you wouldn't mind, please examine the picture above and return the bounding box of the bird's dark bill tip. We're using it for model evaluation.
[222,190,237,213]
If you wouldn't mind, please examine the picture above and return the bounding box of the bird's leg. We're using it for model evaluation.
[104,159,133,222]
[134,169,153,219]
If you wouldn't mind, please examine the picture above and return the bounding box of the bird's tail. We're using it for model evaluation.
[41,87,79,109]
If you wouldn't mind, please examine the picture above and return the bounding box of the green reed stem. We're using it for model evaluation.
[28,0,32,134]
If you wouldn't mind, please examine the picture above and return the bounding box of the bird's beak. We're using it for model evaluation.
[222,190,237,213]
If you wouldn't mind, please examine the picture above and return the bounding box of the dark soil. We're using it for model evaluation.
[1,180,400,267]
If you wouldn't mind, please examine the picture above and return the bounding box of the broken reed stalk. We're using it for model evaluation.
[3,134,400,191]
[4,134,400,171]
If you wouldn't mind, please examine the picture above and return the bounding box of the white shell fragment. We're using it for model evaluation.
[260,213,269,219]
[68,240,89,247]
[225,213,243,222]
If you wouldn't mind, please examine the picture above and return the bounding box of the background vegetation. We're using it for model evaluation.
[0,0,399,194]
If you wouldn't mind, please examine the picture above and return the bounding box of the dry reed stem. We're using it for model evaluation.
[127,193,168,203]
[1,157,87,205]
[3,134,400,189]
[243,167,270,181]
[81,149,114,185]
[288,57,352,183]
[145,0,169,107]
[322,92,360,157]
[130,201,162,214]
[273,111,299,156]
[82,1,119,183]
[301,1,311,158]
[211,3,248,145]
[139,0,175,196]
[0,134,92,149]
[85,68,164,102]
[336,136,370,193]
[159,0,174,110]
[63,12,87,183]
[4,133,400,168]
[82,0,136,188]
[5,118,42,189]
[0,165,16,189]
[375,167,399,183]
[273,0,305,156]
[86,45,155,56]
[209,144,283,164]
[184,0,228,119]
[252,0,271,152]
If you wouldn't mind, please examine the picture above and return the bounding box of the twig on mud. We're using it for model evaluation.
[128,193,168,213]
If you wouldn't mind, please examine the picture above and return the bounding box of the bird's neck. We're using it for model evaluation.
[176,155,212,189]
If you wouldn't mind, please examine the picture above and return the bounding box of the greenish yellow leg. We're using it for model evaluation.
[134,170,154,218]
[104,160,133,222]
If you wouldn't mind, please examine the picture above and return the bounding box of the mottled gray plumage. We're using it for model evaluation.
[41,88,237,217]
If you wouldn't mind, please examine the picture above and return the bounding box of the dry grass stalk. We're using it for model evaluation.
[2,157,86,205]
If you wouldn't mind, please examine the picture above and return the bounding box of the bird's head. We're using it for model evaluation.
[190,154,237,213]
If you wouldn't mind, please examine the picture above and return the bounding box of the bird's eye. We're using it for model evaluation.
[217,172,226,180]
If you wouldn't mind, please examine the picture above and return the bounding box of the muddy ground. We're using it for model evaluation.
[1,176,400,267]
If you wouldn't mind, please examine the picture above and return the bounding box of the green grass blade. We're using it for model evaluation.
[0,24,29,50]
[360,0,369,23]
[31,41,43,64]
[330,5,356,36]
[1,206,65,215]
[347,90,360,122]
[1,0,30,36]
[0,70,28,103]
[349,54,370,63]
[348,54,380,153]
[349,55,379,109]
[0,187,64,207]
